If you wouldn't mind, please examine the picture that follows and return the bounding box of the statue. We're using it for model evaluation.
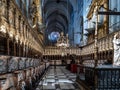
[113,33,120,66]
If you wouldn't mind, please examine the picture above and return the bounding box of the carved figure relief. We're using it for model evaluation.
[15,15,19,29]
[0,56,10,74]
[30,59,33,66]
[8,57,18,72]
[113,33,120,65]
[26,70,30,77]
[0,59,7,74]
[17,72,23,89]
[1,75,15,90]
[20,81,26,90]
[31,69,34,76]
[0,0,6,17]
[9,7,14,24]
[26,58,30,68]
[0,79,6,90]
[29,76,32,84]
[20,20,23,34]
[19,58,25,69]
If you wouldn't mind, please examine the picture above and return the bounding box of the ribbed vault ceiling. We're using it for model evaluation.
[42,0,73,45]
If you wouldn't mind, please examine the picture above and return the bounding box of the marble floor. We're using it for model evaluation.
[35,66,80,90]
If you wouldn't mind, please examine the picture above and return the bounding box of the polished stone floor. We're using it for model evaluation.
[35,66,80,90]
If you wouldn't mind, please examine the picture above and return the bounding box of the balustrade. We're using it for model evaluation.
[77,65,120,90]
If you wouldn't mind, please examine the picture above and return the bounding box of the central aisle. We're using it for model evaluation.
[36,66,80,90]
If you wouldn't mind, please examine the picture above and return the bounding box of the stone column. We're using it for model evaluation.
[94,2,99,67]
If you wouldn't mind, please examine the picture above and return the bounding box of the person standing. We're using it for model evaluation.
[113,33,120,65]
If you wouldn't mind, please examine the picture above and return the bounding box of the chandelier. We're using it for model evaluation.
[56,32,69,48]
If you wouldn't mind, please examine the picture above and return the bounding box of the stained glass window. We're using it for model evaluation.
[48,32,60,42]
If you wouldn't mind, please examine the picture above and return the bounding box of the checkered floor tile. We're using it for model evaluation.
[35,66,80,90]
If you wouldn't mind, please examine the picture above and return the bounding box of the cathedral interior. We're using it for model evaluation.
[0,0,120,90]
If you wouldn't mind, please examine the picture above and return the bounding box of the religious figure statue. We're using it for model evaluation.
[9,8,14,24]
[113,33,120,65]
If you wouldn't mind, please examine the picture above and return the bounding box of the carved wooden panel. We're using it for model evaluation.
[33,59,36,67]
[109,36,113,50]
[37,66,40,74]
[0,56,9,74]
[0,74,15,90]
[35,59,40,67]
[31,68,34,76]
[26,70,30,78]
[30,59,33,67]
[9,4,14,25]
[0,79,7,90]
[25,58,30,68]
[19,58,26,70]
[8,57,19,72]
[18,72,24,82]
[0,0,7,18]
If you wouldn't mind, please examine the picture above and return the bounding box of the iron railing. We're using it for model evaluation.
[77,65,120,90]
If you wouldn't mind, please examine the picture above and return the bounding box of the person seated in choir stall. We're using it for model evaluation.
[113,33,120,66]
